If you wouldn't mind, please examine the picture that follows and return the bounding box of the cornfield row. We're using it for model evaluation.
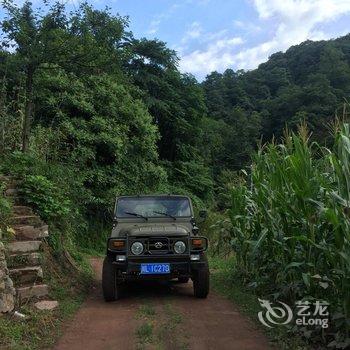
[227,123,350,347]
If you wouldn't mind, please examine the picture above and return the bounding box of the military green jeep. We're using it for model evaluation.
[102,195,209,301]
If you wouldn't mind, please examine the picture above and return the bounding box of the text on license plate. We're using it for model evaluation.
[140,263,170,274]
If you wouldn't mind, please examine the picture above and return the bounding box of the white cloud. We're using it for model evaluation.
[179,0,350,78]
[179,36,244,74]
[146,0,211,35]
[234,0,350,69]
[181,22,203,43]
[254,0,350,21]
[146,3,181,35]
[233,19,261,33]
[147,19,162,35]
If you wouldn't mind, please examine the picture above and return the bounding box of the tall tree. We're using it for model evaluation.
[1,1,68,151]
[0,1,130,152]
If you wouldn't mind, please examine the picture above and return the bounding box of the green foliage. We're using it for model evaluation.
[20,175,70,221]
[202,36,350,172]
[222,123,350,347]
[136,322,154,344]
[0,180,12,239]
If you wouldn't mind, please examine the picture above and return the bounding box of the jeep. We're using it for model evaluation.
[102,195,209,301]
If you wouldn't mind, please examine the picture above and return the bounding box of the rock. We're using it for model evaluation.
[9,266,43,285]
[35,300,58,311]
[17,284,49,300]
[0,290,15,313]
[13,311,27,319]
[7,252,41,268]
[4,188,18,197]
[11,215,42,226]
[13,206,34,216]
[4,276,14,291]
[0,175,13,182]
[13,225,49,240]
[7,241,41,254]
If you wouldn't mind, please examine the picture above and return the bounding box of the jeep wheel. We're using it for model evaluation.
[102,257,122,301]
[178,277,189,283]
[193,268,209,298]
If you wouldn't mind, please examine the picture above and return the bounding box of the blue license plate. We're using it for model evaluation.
[140,263,170,274]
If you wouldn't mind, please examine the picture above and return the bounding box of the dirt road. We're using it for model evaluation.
[53,258,272,350]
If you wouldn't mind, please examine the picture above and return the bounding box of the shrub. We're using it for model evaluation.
[20,175,70,222]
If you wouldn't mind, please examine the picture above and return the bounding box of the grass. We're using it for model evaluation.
[134,301,188,350]
[209,255,310,350]
[136,303,156,318]
[136,322,154,344]
[0,244,93,350]
[157,303,188,350]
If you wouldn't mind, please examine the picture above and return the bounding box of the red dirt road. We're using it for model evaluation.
[53,258,272,350]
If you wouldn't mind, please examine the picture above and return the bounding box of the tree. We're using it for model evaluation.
[0,1,130,152]
[127,38,206,163]
[1,1,68,151]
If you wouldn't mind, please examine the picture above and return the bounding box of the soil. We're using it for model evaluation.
[53,258,272,350]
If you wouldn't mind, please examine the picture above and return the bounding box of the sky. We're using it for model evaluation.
[4,0,350,80]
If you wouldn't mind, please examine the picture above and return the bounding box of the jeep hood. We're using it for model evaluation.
[120,223,190,237]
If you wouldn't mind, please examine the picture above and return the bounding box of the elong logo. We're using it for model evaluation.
[258,299,329,329]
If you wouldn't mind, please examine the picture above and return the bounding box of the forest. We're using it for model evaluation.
[0,1,350,348]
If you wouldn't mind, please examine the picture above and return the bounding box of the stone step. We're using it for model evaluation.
[7,252,41,268]
[16,284,49,301]
[11,215,43,226]
[0,175,13,182]
[0,176,17,189]
[13,206,34,216]
[9,266,43,285]
[4,188,19,197]
[12,225,49,240]
[7,241,42,254]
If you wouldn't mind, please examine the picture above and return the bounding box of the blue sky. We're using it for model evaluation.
[6,0,350,80]
[106,0,350,80]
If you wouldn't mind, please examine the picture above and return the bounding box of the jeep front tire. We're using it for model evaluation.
[102,256,122,301]
[193,267,209,298]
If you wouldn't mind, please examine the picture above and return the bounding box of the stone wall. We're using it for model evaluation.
[1,176,49,313]
[0,241,15,314]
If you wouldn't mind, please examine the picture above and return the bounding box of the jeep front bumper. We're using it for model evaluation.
[111,253,207,280]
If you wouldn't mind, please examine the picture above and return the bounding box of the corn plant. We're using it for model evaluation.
[227,123,350,347]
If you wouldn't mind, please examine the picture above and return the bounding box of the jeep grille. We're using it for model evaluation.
[127,236,189,256]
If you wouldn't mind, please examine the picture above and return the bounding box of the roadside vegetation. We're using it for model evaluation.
[208,122,350,349]
[1,0,350,349]
[0,244,92,349]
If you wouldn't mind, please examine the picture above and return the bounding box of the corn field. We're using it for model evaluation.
[227,123,350,347]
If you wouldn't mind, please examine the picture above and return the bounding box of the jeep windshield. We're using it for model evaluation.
[116,196,192,218]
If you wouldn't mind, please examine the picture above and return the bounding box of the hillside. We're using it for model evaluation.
[202,34,350,174]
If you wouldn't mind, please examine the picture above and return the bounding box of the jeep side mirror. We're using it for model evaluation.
[199,210,207,220]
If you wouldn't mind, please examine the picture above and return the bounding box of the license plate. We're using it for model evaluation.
[140,263,170,274]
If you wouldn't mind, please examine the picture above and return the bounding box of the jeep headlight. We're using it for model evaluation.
[131,241,144,255]
[174,241,186,254]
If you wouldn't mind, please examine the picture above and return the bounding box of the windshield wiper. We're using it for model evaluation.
[153,211,176,220]
[124,211,148,221]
